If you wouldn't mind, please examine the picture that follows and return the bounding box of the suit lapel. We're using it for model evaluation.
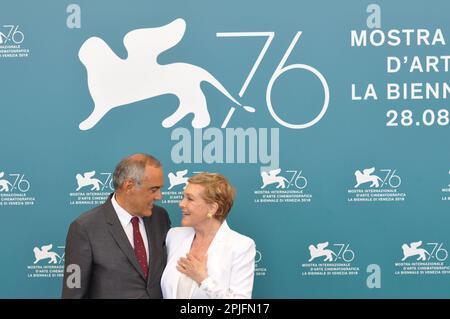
[207,220,229,255]
[103,196,146,280]
[173,230,195,298]
[189,222,229,298]
[143,216,154,283]
[190,221,230,298]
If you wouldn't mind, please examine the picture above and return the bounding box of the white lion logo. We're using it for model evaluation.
[401,241,430,261]
[260,168,289,189]
[354,167,382,188]
[33,244,61,264]
[76,170,103,191]
[168,169,189,190]
[78,18,254,130]
[0,172,12,192]
[308,242,337,262]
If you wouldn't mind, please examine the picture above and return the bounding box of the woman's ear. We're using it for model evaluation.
[209,202,219,215]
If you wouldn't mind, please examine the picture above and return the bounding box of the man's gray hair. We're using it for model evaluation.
[112,153,161,189]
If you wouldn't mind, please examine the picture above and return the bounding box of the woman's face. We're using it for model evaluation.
[179,183,216,227]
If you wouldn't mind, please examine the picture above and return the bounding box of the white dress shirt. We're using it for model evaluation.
[111,193,149,262]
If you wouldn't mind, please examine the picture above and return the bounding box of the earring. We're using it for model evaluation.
[207,212,213,218]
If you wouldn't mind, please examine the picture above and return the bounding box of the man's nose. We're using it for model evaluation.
[154,189,162,200]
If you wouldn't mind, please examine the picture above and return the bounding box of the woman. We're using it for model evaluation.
[161,172,256,299]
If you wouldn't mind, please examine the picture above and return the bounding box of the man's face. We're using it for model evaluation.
[126,165,164,217]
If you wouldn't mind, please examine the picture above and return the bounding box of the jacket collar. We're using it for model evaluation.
[206,220,230,254]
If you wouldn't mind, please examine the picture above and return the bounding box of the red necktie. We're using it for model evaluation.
[131,217,149,279]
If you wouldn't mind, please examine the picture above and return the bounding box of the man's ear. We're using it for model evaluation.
[123,179,135,193]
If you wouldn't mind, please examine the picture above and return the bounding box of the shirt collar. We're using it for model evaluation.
[111,193,142,227]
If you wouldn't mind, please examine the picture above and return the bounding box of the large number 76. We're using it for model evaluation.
[216,32,330,129]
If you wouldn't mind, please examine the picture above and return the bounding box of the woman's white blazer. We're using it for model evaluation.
[161,220,256,299]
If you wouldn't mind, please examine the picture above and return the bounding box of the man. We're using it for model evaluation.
[62,153,171,298]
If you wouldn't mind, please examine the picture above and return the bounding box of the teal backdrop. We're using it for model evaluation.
[1,0,449,298]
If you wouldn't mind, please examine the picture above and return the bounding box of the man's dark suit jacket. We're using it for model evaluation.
[62,195,170,298]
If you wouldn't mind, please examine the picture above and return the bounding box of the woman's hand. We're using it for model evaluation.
[177,253,208,285]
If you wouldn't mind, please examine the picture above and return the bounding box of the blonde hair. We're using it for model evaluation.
[188,172,236,221]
